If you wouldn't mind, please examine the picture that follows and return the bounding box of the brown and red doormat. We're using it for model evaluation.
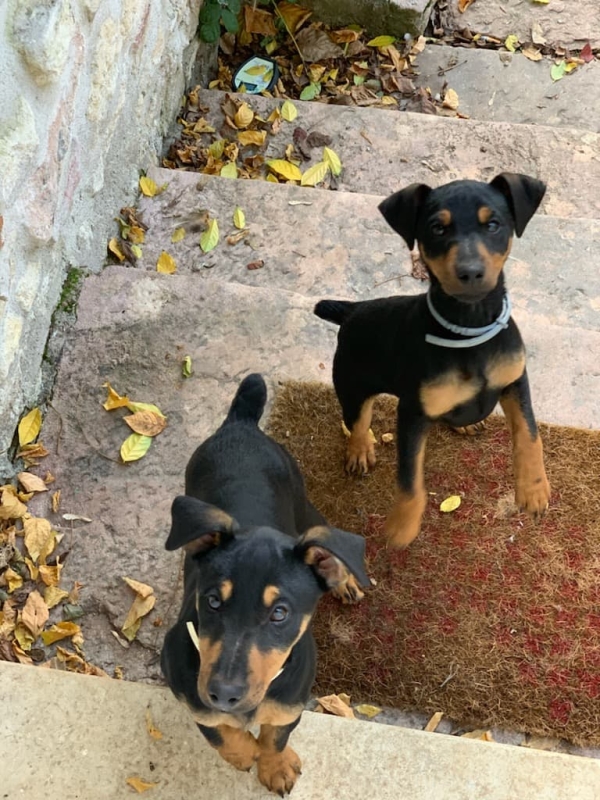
[268,382,600,746]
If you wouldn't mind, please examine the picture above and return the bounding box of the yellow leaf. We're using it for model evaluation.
[531,0,549,3]
[220,162,238,179]
[171,227,185,243]
[424,711,444,732]
[0,487,27,520]
[355,703,382,718]
[234,102,254,129]
[462,729,494,741]
[237,130,267,147]
[122,594,156,641]
[108,237,126,262]
[266,173,279,183]
[18,408,42,446]
[443,88,459,110]
[301,161,330,187]
[39,561,63,587]
[23,517,53,563]
[367,35,396,47]
[103,382,130,411]
[24,557,39,580]
[200,218,219,253]
[323,147,342,177]
[124,411,167,437]
[505,34,519,52]
[14,622,35,651]
[17,472,48,494]
[440,495,461,513]
[123,576,154,599]
[51,489,61,513]
[266,108,281,123]
[380,95,398,106]
[267,159,302,182]
[127,226,145,245]
[4,567,23,593]
[41,621,81,646]
[182,355,193,378]
[156,251,176,274]
[44,585,69,609]
[208,139,225,159]
[233,207,246,230]
[21,590,49,638]
[146,710,164,741]
[126,776,159,794]
[139,176,158,197]
[120,434,153,463]
[281,100,298,122]
[564,60,578,73]
[126,402,165,417]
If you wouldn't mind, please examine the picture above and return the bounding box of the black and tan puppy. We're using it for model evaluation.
[314,173,551,549]
[161,374,369,796]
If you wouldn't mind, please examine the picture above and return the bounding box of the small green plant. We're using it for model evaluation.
[199,0,241,43]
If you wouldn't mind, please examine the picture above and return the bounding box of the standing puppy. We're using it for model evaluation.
[161,374,369,795]
[314,173,550,549]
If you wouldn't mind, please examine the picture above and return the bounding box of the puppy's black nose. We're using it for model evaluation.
[456,263,484,284]
[207,679,245,711]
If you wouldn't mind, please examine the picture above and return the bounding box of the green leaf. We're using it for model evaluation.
[228,0,241,12]
[208,139,225,159]
[323,146,342,177]
[367,35,396,47]
[182,356,193,378]
[281,100,298,122]
[299,82,321,101]
[233,206,246,229]
[220,162,238,179]
[120,433,152,463]
[200,218,220,252]
[353,75,365,86]
[130,244,143,259]
[551,60,567,81]
[301,161,329,187]
[200,21,221,43]
[199,1,221,24]
[221,8,239,33]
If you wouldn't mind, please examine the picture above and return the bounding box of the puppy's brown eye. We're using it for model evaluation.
[270,605,288,623]
[206,593,222,611]
[431,222,446,237]
[487,220,500,233]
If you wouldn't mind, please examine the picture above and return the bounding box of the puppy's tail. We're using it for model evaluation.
[225,373,267,425]
[314,299,355,326]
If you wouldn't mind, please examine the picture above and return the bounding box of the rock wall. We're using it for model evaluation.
[0,0,202,477]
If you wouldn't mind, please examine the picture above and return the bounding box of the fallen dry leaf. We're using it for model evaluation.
[424,711,444,732]
[18,407,42,447]
[296,26,343,61]
[41,621,81,646]
[246,260,264,271]
[123,577,154,599]
[0,487,27,520]
[38,562,62,587]
[124,411,167,438]
[354,703,382,718]
[461,729,494,741]
[51,490,61,513]
[23,517,53,563]
[20,590,49,638]
[139,176,158,197]
[267,159,302,182]
[3,567,22,593]
[301,161,329,187]
[44,585,69,609]
[381,433,394,444]
[317,694,355,719]
[243,5,276,36]
[156,251,176,274]
[440,495,461,513]
[443,88,460,111]
[120,434,153,463]
[458,0,476,11]
[146,709,164,740]
[122,577,156,641]
[103,382,131,411]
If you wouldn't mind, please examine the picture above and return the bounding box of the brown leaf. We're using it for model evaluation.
[16,442,49,461]
[243,5,276,36]
[146,710,164,740]
[411,251,429,281]
[458,0,476,11]
[424,711,444,732]
[246,260,264,271]
[124,411,167,438]
[317,694,355,718]
[296,26,343,61]
[462,729,494,741]
[20,590,49,638]
[39,562,63,587]
[227,230,249,246]
[51,490,61,513]
[17,472,48,494]
[329,28,361,44]
[276,1,312,34]
[306,131,332,148]
[123,577,154,599]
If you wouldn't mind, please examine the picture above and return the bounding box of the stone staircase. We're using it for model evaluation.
[5,1,600,796]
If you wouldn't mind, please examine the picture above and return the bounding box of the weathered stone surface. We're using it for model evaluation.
[9,0,75,85]
[415,45,600,132]
[442,0,600,50]
[3,661,600,799]
[0,96,39,202]
[139,170,600,337]
[200,90,600,220]
[34,269,332,680]
[303,0,436,37]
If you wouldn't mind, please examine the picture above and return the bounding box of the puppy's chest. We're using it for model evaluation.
[419,351,525,418]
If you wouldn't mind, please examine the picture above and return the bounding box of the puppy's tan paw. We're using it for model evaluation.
[218,729,260,772]
[257,746,302,796]
[331,572,365,605]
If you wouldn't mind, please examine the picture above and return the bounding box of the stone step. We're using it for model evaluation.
[36,260,600,678]
[140,168,600,337]
[414,44,600,132]
[4,661,599,800]
[194,89,600,220]
[440,0,600,50]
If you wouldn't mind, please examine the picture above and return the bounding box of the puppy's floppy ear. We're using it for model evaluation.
[166,496,239,556]
[378,183,432,250]
[295,525,370,591]
[490,172,546,237]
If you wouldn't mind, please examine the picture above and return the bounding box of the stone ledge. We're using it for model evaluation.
[304,0,436,38]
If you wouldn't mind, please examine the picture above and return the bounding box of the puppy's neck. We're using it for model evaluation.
[428,275,507,330]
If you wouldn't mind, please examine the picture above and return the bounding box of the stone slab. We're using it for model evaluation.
[3,661,600,800]
[33,269,332,682]
[198,89,600,220]
[303,0,435,38]
[415,45,600,132]
[442,0,600,50]
[140,169,600,337]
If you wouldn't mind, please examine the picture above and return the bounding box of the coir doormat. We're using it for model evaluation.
[268,382,600,746]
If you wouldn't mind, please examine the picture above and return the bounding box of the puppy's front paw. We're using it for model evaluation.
[515,473,551,518]
[384,491,426,549]
[257,746,302,796]
[345,430,376,475]
[331,572,364,605]
[218,729,260,772]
